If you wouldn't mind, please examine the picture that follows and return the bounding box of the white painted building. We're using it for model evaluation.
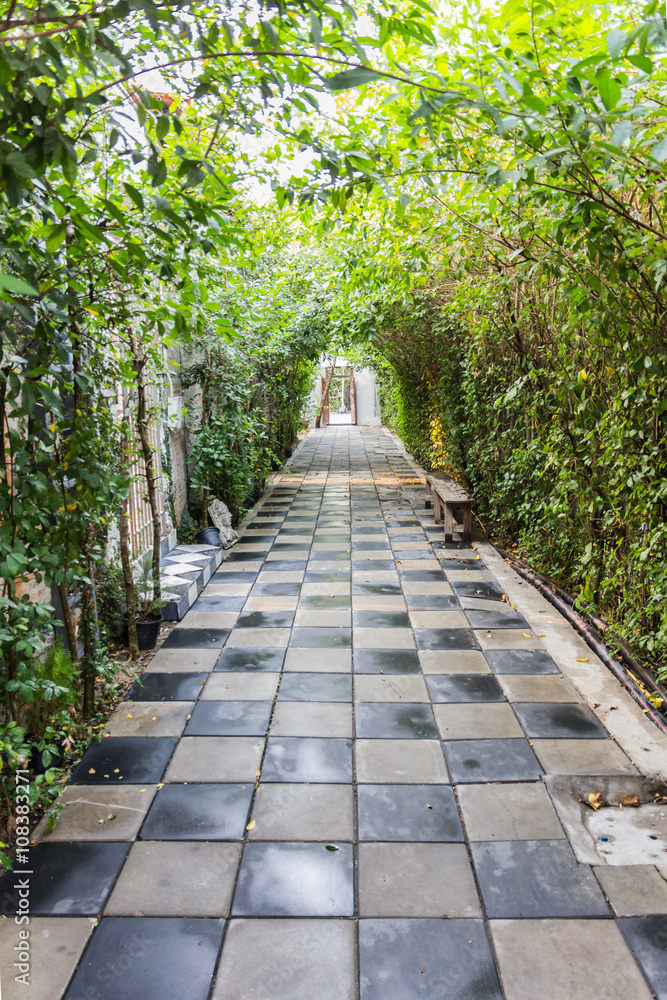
[308,356,382,427]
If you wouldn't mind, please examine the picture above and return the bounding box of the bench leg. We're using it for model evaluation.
[425,480,432,510]
[433,492,443,524]
[462,504,472,543]
[444,503,454,542]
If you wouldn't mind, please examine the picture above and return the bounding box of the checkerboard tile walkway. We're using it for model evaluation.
[4,427,666,1000]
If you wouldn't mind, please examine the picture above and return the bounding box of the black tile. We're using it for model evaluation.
[352,582,402,596]
[261,737,353,782]
[414,628,479,650]
[353,650,421,674]
[359,919,503,1000]
[141,783,253,840]
[352,559,396,571]
[290,628,351,648]
[388,533,426,541]
[225,550,268,562]
[232,843,354,917]
[192,596,246,612]
[160,628,229,649]
[393,550,437,562]
[264,560,308,572]
[305,570,351,583]
[236,610,295,628]
[353,611,411,628]
[352,541,390,551]
[185,701,272,736]
[0,842,129,916]
[271,543,311,551]
[355,703,438,739]
[485,649,560,675]
[129,673,208,702]
[351,527,387,535]
[299,595,351,609]
[405,595,460,610]
[278,672,352,702]
[620,916,667,1000]
[514,702,608,739]
[426,675,505,703]
[239,534,277,543]
[471,840,609,918]
[210,571,259,584]
[71,737,177,784]
[443,738,543,783]
[64,917,224,1000]
[450,580,505,600]
[466,610,528,629]
[358,785,464,842]
[398,569,445,582]
[440,559,486,572]
[249,582,302,596]
[215,647,286,672]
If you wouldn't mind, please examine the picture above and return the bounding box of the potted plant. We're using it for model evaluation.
[124,555,166,650]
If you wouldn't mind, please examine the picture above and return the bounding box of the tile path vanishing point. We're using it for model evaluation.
[3,425,667,1000]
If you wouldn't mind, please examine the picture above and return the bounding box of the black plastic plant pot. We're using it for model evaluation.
[196,526,222,547]
[135,616,163,650]
[123,614,163,650]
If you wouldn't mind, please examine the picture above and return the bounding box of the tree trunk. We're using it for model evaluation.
[315,363,335,429]
[119,415,139,659]
[129,332,162,603]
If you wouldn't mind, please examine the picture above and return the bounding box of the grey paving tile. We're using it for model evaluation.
[104,701,193,737]
[354,649,421,674]
[0,916,95,1000]
[499,674,580,702]
[419,649,491,674]
[226,627,291,647]
[284,647,352,672]
[201,672,280,700]
[62,917,225,1000]
[594,866,667,916]
[531,738,639,774]
[471,840,609,917]
[435,703,522,740]
[359,918,503,1000]
[232,843,354,916]
[356,739,449,784]
[290,627,352,648]
[490,918,654,1000]
[140,783,253,840]
[262,737,353,783]
[165,736,264,783]
[270,702,352,737]
[358,784,463,841]
[354,675,429,702]
[248,784,354,841]
[105,842,241,916]
[212,919,357,1000]
[33,785,157,842]
[457,783,564,840]
[443,738,542,783]
[358,843,481,916]
[354,628,415,649]
[356,703,438,739]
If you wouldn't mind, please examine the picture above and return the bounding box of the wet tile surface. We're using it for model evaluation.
[357,784,464,841]
[63,917,225,1000]
[232,843,354,916]
[141,783,253,840]
[32,427,659,999]
[472,840,609,918]
[359,919,503,1000]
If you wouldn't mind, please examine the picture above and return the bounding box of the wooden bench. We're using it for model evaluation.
[425,475,473,543]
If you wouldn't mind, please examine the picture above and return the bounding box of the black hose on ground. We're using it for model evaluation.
[497,556,667,736]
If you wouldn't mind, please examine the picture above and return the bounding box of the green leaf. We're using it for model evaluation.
[650,138,667,163]
[595,71,621,110]
[606,29,626,59]
[325,68,382,92]
[156,114,170,141]
[610,121,633,148]
[325,844,340,851]
[46,222,68,253]
[124,183,145,211]
[309,12,322,46]
[0,273,39,297]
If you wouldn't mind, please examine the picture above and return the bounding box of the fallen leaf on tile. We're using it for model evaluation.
[584,791,605,811]
[325,844,340,851]
[577,658,589,662]
[246,819,256,830]
[619,794,640,809]
[522,633,531,638]
[88,768,96,774]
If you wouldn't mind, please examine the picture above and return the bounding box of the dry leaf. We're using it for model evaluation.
[88,768,96,774]
[619,794,640,809]
[585,792,605,811]
[577,658,589,662]
[246,819,256,831]
[126,713,133,719]
[522,632,531,638]
[426,803,432,809]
